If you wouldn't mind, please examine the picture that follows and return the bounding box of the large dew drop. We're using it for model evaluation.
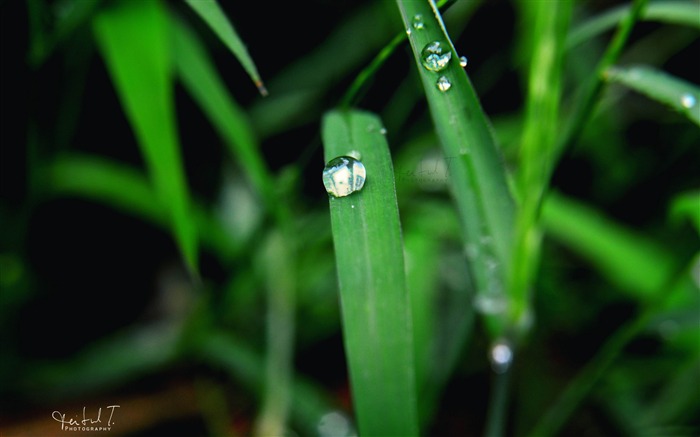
[322,156,366,198]
[421,41,452,72]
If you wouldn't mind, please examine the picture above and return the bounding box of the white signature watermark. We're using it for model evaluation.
[52,405,120,432]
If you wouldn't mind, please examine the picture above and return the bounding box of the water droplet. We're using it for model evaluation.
[681,93,696,109]
[318,411,353,437]
[412,14,424,30]
[473,294,507,315]
[405,27,412,36]
[421,41,452,72]
[322,156,366,198]
[379,127,387,135]
[436,76,452,92]
[459,56,468,68]
[489,339,513,374]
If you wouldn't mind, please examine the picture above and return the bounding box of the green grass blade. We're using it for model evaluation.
[669,190,700,233]
[322,109,418,437]
[184,0,267,95]
[43,155,241,262]
[510,0,572,327]
[558,0,648,153]
[541,192,677,298]
[606,65,700,126]
[168,14,277,213]
[396,0,515,337]
[93,0,198,273]
[568,0,700,49]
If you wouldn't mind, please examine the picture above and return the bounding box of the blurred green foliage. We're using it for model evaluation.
[1,0,698,436]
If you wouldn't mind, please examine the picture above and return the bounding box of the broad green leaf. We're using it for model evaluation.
[568,1,700,49]
[168,14,277,214]
[396,0,515,337]
[93,0,198,273]
[606,65,700,126]
[541,192,677,298]
[322,109,419,437]
[184,0,267,95]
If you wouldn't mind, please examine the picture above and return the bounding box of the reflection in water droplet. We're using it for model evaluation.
[681,93,696,109]
[421,41,452,72]
[436,76,452,92]
[412,14,424,30]
[489,340,513,374]
[322,156,366,198]
[406,27,412,36]
[459,56,468,68]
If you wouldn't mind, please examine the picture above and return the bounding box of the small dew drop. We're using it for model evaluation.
[681,93,696,109]
[436,76,452,92]
[379,127,387,135]
[347,150,362,161]
[421,41,452,72]
[412,14,424,30]
[351,204,355,209]
[489,340,513,374]
[406,27,412,36]
[459,56,468,68]
[322,156,366,198]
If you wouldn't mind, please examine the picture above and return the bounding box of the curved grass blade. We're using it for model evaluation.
[184,0,267,96]
[605,65,700,126]
[568,0,700,49]
[43,155,242,262]
[322,109,419,437]
[396,0,515,337]
[558,0,648,153]
[93,0,198,273]
[168,14,278,215]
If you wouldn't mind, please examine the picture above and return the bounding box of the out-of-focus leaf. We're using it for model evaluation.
[43,155,242,262]
[184,0,267,95]
[669,190,700,233]
[93,0,198,272]
[541,192,678,298]
[568,1,700,49]
[606,65,700,126]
